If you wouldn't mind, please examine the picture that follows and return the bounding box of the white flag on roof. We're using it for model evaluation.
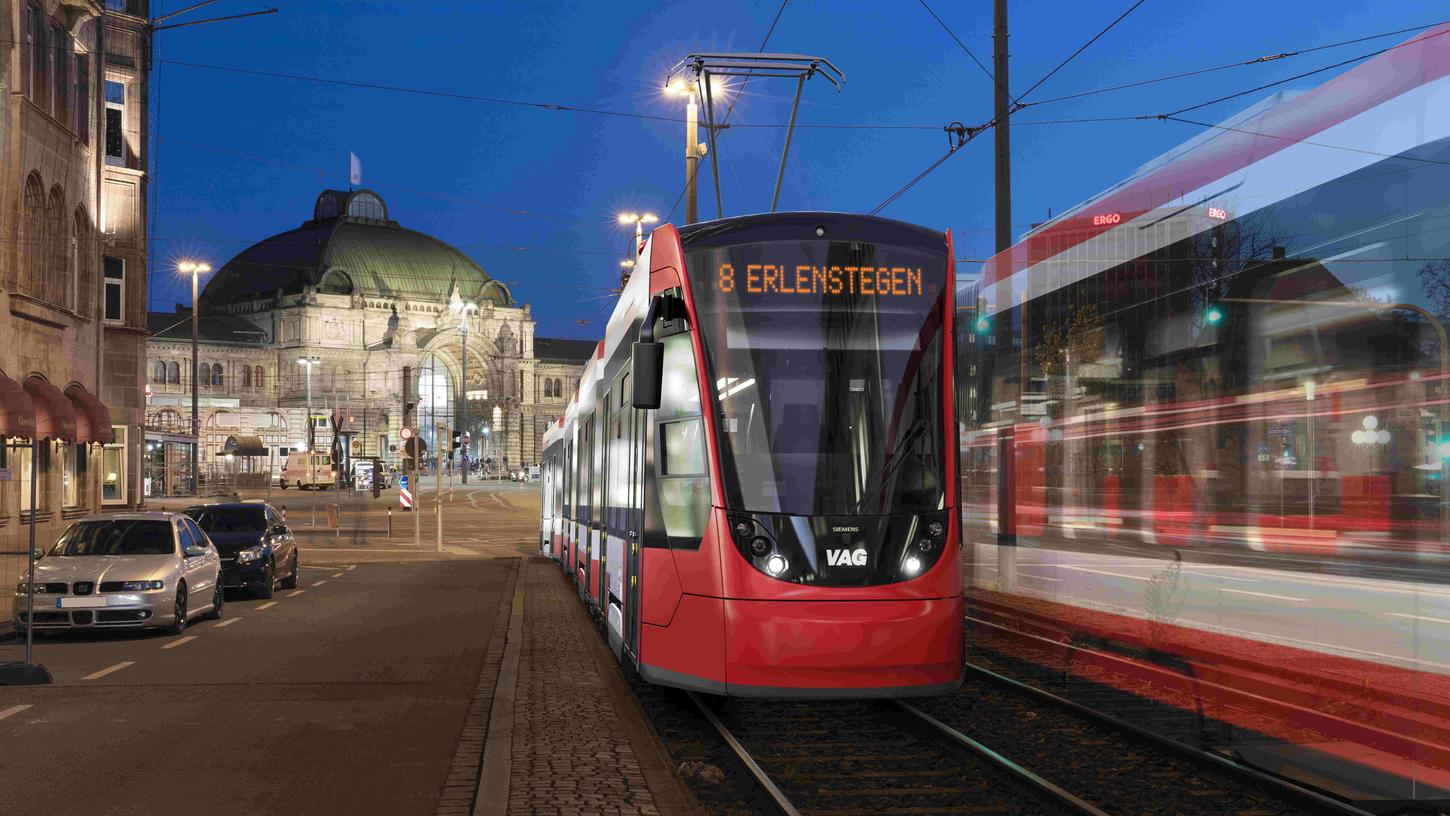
[349,152,362,187]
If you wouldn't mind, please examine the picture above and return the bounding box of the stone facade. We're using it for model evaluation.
[0,0,148,595]
[144,189,591,489]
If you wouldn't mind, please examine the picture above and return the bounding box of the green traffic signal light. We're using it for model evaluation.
[973,316,991,334]
[1205,306,1224,325]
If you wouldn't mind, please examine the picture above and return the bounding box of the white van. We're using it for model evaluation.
[280,452,335,490]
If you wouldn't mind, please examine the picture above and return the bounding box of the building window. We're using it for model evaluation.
[15,440,49,514]
[62,441,85,508]
[105,79,124,165]
[213,365,224,387]
[103,427,127,505]
[255,366,265,390]
[104,256,124,322]
[153,362,166,383]
[242,366,252,388]
[199,363,211,387]
[52,25,69,123]
[167,361,180,384]
[75,53,89,143]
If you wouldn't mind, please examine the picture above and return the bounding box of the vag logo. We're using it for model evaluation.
[826,548,868,567]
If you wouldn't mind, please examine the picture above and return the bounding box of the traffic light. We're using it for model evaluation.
[973,315,991,335]
[1204,305,1225,326]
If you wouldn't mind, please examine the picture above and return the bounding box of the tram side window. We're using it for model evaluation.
[656,334,709,538]
[607,379,630,533]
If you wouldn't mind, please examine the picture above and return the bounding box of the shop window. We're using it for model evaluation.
[102,427,126,505]
[14,440,49,514]
[62,441,85,507]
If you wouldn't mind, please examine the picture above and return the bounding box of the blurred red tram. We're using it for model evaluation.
[539,212,962,696]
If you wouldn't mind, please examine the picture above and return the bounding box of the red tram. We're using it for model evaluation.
[541,212,962,696]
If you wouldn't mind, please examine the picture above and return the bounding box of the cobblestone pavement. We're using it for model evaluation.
[499,558,694,816]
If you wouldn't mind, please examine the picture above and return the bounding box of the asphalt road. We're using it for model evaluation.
[0,555,514,815]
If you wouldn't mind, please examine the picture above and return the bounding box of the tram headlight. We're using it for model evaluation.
[917,538,935,553]
[765,554,789,576]
[903,556,923,576]
[733,520,754,541]
[926,520,944,538]
[749,536,771,557]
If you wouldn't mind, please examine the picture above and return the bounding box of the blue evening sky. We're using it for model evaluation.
[146,0,1440,337]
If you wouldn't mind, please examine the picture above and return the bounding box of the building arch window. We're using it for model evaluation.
[242,366,252,388]
[45,186,66,306]
[255,366,265,390]
[153,361,166,383]
[198,363,211,387]
[22,174,43,295]
[212,364,223,387]
[167,361,180,384]
[346,192,386,221]
[73,206,90,314]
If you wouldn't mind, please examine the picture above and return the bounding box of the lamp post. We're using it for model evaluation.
[450,297,479,483]
[664,79,705,224]
[179,260,211,496]
[617,212,658,258]
[298,356,320,453]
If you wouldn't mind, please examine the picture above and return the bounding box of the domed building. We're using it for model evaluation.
[144,189,593,494]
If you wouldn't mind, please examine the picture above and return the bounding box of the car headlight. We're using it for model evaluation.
[237,545,265,564]
[15,581,44,595]
[114,580,164,592]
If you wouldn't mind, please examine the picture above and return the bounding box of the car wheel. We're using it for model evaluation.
[203,581,224,621]
[254,562,275,599]
[165,583,188,635]
[279,480,287,490]
[279,553,299,589]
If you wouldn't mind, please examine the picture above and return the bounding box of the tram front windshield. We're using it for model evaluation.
[687,240,947,517]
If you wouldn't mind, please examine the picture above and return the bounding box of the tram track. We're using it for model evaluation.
[952,655,1380,816]
[686,691,1109,816]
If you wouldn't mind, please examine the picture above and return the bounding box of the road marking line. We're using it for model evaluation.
[330,572,344,578]
[287,590,306,597]
[216,618,240,628]
[1058,565,1150,582]
[1219,587,1308,602]
[83,661,135,680]
[1387,612,1450,625]
[256,601,277,611]
[162,635,197,650]
[1019,573,1064,583]
[346,565,357,571]
[0,704,32,721]
[312,580,328,587]
[1182,571,1258,583]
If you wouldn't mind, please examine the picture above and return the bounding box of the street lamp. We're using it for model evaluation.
[664,78,707,224]
[297,356,320,454]
[617,212,658,257]
[450,297,479,483]
[179,260,211,496]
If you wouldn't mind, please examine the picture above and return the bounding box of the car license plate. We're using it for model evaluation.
[57,597,107,609]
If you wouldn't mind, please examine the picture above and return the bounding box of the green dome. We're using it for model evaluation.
[200,189,512,309]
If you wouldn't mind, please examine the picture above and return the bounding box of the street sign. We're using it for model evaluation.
[400,426,414,440]
[399,474,413,509]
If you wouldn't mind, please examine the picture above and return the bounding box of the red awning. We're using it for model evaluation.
[24,377,76,442]
[0,375,36,439]
[65,385,114,444]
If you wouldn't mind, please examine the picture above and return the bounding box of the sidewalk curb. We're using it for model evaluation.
[474,564,526,815]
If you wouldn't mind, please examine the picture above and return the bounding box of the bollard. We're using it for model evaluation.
[387,506,393,539]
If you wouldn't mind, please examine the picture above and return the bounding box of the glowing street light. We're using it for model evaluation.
[179,260,211,496]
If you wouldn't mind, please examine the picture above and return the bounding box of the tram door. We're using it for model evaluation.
[623,370,645,667]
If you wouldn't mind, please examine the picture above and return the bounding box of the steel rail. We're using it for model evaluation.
[685,692,803,816]
[893,700,1113,816]
[963,660,1378,816]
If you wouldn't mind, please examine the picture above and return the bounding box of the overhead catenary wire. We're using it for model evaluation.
[916,0,1010,103]
[1015,0,1150,104]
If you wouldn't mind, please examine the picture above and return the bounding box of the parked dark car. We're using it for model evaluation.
[183,502,299,599]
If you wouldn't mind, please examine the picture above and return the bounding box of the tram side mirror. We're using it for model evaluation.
[632,341,664,409]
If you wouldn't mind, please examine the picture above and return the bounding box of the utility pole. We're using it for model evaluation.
[993,0,1018,591]
[686,87,700,224]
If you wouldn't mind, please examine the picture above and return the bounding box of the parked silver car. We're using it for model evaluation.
[12,512,223,635]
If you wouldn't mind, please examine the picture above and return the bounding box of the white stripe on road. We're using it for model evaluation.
[330,572,344,579]
[1386,612,1450,625]
[161,635,197,650]
[298,565,334,571]
[1218,587,1307,602]
[0,704,32,721]
[312,580,328,588]
[216,618,241,628]
[287,590,305,597]
[83,661,135,680]
[1058,565,1150,582]
[1182,571,1259,583]
[345,565,357,571]
[256,601,277,611]
[1018,571,1063,583]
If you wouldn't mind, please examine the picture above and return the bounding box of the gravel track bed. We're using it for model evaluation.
[928,645,1332,816]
